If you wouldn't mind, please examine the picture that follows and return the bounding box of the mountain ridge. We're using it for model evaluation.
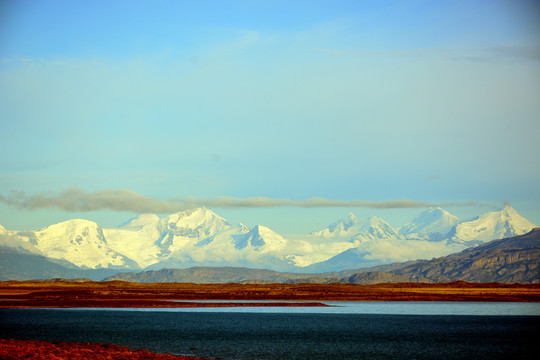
[390,228,540,283]
[0,206,536,273]
[399,207,461,240]
[2,229,539,283]
[104,229,540,284]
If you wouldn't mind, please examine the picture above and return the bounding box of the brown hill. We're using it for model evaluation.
[390,228,540,283]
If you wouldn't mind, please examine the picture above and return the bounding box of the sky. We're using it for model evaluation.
[1,0,539,233]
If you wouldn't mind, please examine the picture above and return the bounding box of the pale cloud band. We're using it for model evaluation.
[0,188,492,213]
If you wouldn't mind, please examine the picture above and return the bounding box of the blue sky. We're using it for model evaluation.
[1,0,539,233]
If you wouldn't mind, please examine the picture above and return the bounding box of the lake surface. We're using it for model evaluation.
[168,300,540,315]
[1,302,539,360]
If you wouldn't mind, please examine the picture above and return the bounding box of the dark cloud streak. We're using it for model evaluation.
[0,188,181,214]
[0,188,493,213]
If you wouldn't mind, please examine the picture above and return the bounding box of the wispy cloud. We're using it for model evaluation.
[0,188,493,213]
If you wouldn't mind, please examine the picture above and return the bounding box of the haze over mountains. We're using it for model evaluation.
[0,206,536,278]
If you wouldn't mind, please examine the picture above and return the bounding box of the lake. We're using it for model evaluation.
[1,302,539,360]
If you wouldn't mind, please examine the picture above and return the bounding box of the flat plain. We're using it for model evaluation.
[1,280,539,307]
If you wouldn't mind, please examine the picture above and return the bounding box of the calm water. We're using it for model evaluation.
[167,300,540,315]
[1,303,539,360]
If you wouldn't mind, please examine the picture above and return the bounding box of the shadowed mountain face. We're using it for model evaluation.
[390,228,540,283]
[0,248,123,281]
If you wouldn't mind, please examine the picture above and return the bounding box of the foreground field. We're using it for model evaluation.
[0,339,208,360]
[1,280,539,307]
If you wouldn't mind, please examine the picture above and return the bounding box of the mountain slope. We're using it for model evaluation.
[104,207,252,269]
[118,213,160,229]
[400,207,461,240]
[104,266,417,284]
[449,206,536,244]
[312,214,402,242]
[158,207,234,243]
[391,228,540,283]
[311,213,360,239]
[303,247,383,273]
[0,248,125,281]
[308,206,537,272]
[111,209,292,271]
[236,225,288,252]
[12,219,137,269]
[105,230,540,284]
[0,206,537,275]
[351,216,403,242]
[144,225,293,271]
[104,266,312,283]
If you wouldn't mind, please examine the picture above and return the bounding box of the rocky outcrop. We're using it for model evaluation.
[342,271,424,284]
[391,228,540,283]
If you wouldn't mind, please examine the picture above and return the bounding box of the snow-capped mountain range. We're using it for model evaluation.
[0,206,536,272]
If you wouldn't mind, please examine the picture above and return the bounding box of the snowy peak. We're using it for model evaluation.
[236,225,287,252]
[119,213,160,229]
[400,207,461,238]
[451,205,536,243]
[1,205,537,273]
[311,212,359,238]
[335,213,359,231]
[39,219,103,237]
[159,207,232,239]
[365,216,390,227]
[29,219,135,269]
[312,213,401,241]
[165,207,229,226]
[500,205,521,218]
[357,216,402,240]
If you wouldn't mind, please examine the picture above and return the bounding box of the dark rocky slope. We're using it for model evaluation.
[390,228,540,283]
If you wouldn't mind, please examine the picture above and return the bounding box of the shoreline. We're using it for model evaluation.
[0,300,331,309]
[0,339,209,360]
